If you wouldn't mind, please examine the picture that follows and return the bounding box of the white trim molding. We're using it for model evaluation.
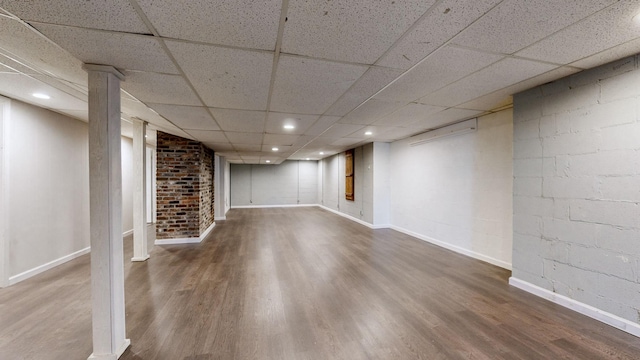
[214,216,226,221]
[509,277,640,338]
[317,205,387,230]
[200,222,216,241]
[231,204,317,209]
[122,229,133,237]
[9,247,91,285]
[390,225,512,270]
[155,222,216,245]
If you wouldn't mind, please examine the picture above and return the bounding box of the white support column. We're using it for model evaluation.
[131,118,149,262]
[84,64,130,360]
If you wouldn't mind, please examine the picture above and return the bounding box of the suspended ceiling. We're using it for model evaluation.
[1,0,640,163]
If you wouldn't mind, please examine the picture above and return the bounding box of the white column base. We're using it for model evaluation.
[131,255,150,262]
[87,338,131,360]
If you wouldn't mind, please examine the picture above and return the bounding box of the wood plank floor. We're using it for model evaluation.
[1,207,639,359]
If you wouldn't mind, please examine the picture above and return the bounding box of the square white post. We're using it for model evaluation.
[131,118,149,262]
[84,64,130,360]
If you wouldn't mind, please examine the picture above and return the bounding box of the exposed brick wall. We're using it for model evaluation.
[156,131,214,240]
[199,146,214,234]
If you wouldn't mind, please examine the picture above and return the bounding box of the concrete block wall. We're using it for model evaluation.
[156,131,214,240]
[512,55,640,324]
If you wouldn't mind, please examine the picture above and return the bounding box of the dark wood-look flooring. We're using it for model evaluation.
[1,207,639,359]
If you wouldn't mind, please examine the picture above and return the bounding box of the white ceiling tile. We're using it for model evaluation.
[263,134,300,146]
[375,46,503,103]
[121,97,182,131]
[419,58,557,107]
[32,23,178,74]
[234,144,262,152]
[0,53,39,74]
[375,127,422,140]
[330,138,364,147]
[339,99,404,125]
[166,40,273,110]
[325,66,405,116]
[209,108,266,133]
[122,72,200,106]
[262,145,292,152]
[0,18,86,85]
[320,124,364,138]
[303,116,341,136]
[271,55,368,114]
[378,0,502,69]
[570,38,640,70]
[0,0,149,33]
[282,0,436,64]
[516,0,640,65]
[405,108,483,130]
[203,142,234,152]
[0,73,86,111]
[148,104,219,130]
[225,132,263,144]
[186,130,228,143]
[0,61,16,73]
[452,0,616,55]
[58,109,88,122]
[458,66,581,111]
[32,74,87,101]
[265,112,319,134]
[373,103,447,127]
[200,142,224,151]
[136,0,281,50]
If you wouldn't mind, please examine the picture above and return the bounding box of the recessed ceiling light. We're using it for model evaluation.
[319,152,324,155]
[306,158,310,160]
[272,147,279,151]
[32,93,50,99]
[283,124,295,130]
[266,160,271,163]
[365,131,373,135]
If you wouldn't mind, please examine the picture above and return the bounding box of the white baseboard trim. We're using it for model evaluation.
[390,225,512,270]
[155,237,201,245]
[122,229,133,237]
[214,216,226,221]
[317,205,380,229]
[155,222,217,246]
[9,246,91,285]
[509,277,640,338]
[131,255,150,262]
[200,222,216,241]
[231,204,317,209]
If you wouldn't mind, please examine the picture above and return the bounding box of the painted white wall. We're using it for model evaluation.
[320,144,374,224]
[7,99,90,277]
[512,55,640,326]
[373,142,391,226]
[214,154,228,220]
[389,110,514,269]
[230,160,318,206]
[121,136,133,235]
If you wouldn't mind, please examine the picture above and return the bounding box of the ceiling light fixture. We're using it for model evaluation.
[32,93,50,99]
[272,147,279,151]
[266,160,271,163]
[319,152,324,155]
[365,131,373,135]
[306,158,310,160]
[283,124,295,130]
